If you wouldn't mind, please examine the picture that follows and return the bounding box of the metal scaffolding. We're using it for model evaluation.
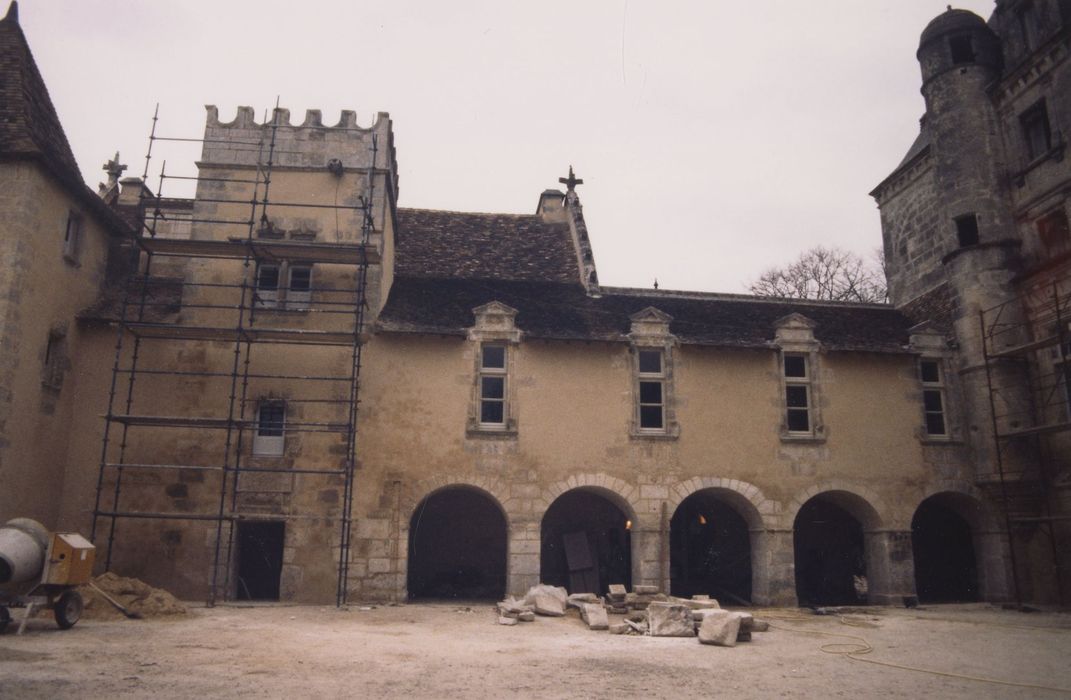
[90,106,377,606]
[980,276,1071,603]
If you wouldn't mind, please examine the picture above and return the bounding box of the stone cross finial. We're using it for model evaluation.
[559,165,584,192]
[102,152,127,188]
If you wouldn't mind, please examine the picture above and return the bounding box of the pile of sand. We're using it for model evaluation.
[76,572,187,620]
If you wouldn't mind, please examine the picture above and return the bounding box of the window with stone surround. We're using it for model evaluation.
[774,313,824,441]
[254,263,313,310]
[253,400,286,456]
[919,359,948,437]
[628,307,679,439]
[478,343,508,428]
[1020,100,1052,162]
[468,301,520,436]
[287,265,312,310]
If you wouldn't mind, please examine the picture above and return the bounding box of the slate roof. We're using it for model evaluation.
[378,276,915,353]
[395,208,579,284]
[0,3,130,235]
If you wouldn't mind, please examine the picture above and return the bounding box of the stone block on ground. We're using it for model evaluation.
[608,584,627,598]
[633,585,659,595]
[531,593,565,617]
[518,611,535,622]
[609,622,630,635]
[692,608,727,622]
[735,612,754,641]
[625,619,647,634]
[668,595,721,611]
[567,593,601,609]
[646,602,696,637]
[497,597,534,618]
[580,603,609,630]
[752,618,769,632]
[498,615,518,626]
[698,610,740,647]
[524,584,567,607]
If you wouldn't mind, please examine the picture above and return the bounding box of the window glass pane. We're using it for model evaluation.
[481,400,504,424]
[640,405,663,429]
[482,345,505,369]
[258,404,284,436]
[639,380,662,404]
[926,412,947,436]
[784,355,807,378]
[787,408,810,432]
[481,376,504,399]
[258,266,280,289]
[923,390,944,412]
[289,266,311,291]
[786,385,809,408]
[920,361,940,384]
[638,350,662,374]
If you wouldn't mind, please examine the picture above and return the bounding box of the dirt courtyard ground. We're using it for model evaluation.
[1,602,1070,698]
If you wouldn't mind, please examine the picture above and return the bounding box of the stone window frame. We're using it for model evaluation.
[467,301,521,437]
[909,323,962,445]
[62,210,82,265]
[41,325,68,392]
[919,358,949,438]
[773,313,825,443]
[253,399,286,456]
[253,261,314,311]
[1019,99,1053,164]
[628,307,680,440]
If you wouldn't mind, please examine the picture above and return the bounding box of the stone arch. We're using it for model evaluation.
[667,477,777,530]
[785,481,888,532]
[536,474,640,595]
[534,473,640,524]
[911,485,1009,602]
[403,479,511,600]
[401,474,514,524]
[790,482,887,605]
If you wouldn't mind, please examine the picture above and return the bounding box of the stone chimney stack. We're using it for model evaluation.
[536,189,567,223]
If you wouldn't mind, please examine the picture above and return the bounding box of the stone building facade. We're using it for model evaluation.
[1,2,1066,606]
[871,1,1070,604]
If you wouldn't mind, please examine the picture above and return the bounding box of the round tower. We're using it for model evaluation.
[918,8,1012,250]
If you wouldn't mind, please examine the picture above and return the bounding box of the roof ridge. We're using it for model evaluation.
[601,285,895,310]
[398,206,542,219]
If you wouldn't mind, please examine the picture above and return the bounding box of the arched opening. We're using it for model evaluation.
[912,493,979,603]
[669,490,752,604]
[540,488,631,595]
[407,486,507,600]
[794,493,873,606]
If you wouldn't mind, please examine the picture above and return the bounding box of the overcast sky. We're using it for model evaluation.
[21,0,996,294]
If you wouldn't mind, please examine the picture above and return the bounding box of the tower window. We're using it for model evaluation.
[955,214,979,247]
[1017,1,1039,52]
[253,400,286,456]
[1037,210,1070,257]
[949,34,975,64]
[1021,101,1052,161]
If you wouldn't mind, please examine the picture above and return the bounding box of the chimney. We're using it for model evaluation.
[117,177,154,207]
[536,189,567,223]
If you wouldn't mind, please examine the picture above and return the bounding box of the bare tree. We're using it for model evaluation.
[748,246,888,303]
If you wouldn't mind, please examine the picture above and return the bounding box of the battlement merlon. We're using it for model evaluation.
[199,105,399,198]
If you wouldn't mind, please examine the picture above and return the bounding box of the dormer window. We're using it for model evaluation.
[774,313,824,442]
[467,301,521,436]
[628,307,679,439]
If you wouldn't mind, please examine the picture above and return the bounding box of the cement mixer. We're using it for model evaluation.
[0,518,95,634]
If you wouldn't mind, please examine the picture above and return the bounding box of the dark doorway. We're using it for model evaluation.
[235,521,284,601]
[794,498,866,606]
[670,492,752,604]
[912,496,979,603]
[541,489,631,595]
[407,487,507,600]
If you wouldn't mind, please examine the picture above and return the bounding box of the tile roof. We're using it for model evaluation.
[395,208,580,284]
[378,276,915,353]
[0,3,131,236]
